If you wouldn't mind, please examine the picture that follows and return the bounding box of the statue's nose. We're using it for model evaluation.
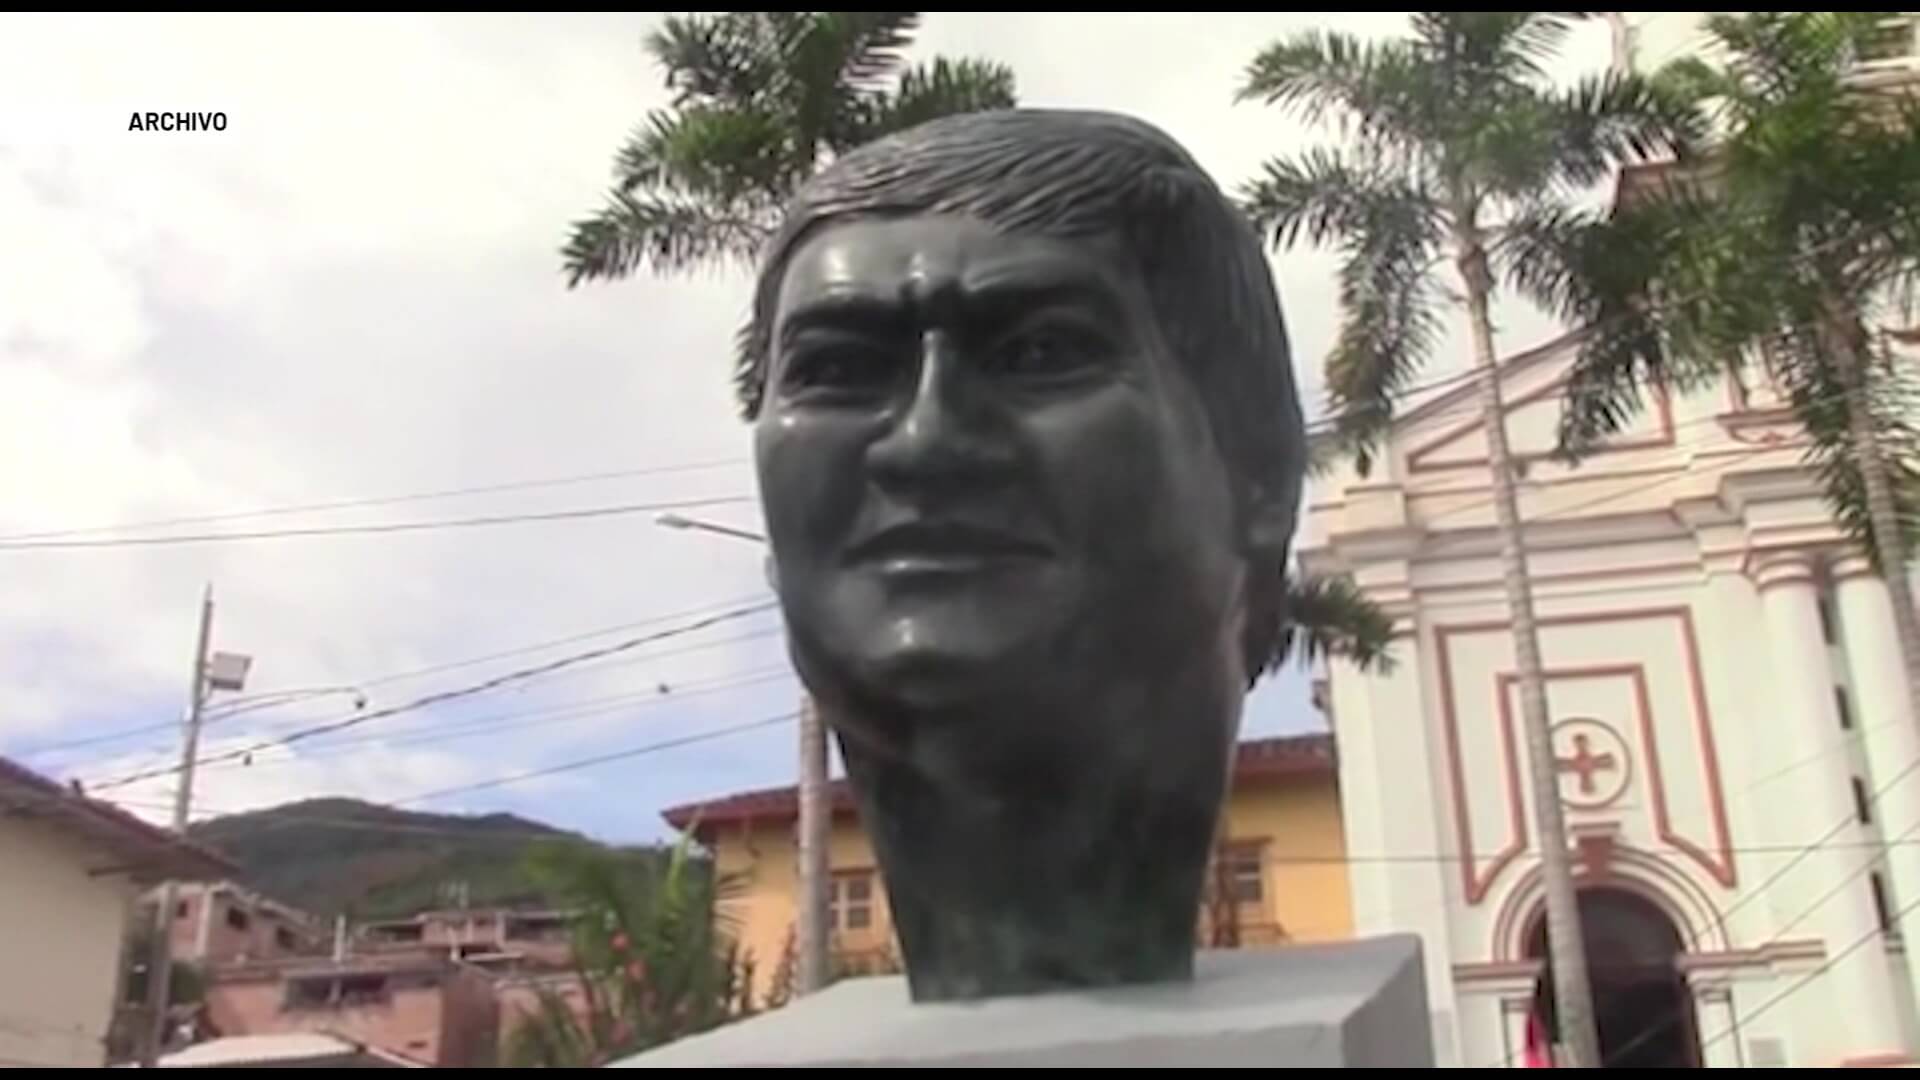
[866,330,1012,492]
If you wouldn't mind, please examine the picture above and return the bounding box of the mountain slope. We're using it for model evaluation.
[187,797,622,919]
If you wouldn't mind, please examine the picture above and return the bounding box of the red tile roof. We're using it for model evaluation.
[0,754,234,881]
[661,732,1335,837]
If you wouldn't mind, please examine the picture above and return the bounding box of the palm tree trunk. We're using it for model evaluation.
[1827,305,1920,737]
[1459,238,1602,1069]
[796,694,832,994]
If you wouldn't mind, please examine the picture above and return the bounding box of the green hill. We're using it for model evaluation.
[187,797,646,919]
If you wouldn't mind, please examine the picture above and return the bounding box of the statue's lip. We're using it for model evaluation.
[846,520,1051,564]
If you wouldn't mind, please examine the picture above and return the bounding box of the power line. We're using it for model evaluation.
[389,711,797,807]
[11,717,184,758]
[99,710,803,842]
[97,647,791,785]
[1417,434,1781,544]
[0,456,750,543]
[85,600,777,791]
[10,593,780,763]
[0,494,757,552]
[183,666,797,775]
[351,592,777,692]
[1693,889,1920,1063]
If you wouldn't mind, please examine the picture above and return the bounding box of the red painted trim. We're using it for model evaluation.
[1476,672,1531,903]
[1677,938,1826,971]
[1407,378,1675,474]
[1437,628,1513,905]
[1671,611,1738,887]
[1436,607,1738,904]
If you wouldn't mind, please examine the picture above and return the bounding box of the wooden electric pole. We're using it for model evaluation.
[139,585,214,1067]
[795,694,831,994]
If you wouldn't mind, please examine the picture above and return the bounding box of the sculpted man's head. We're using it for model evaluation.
[738,109,1306,1000]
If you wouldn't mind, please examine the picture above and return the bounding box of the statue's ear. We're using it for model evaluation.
[1242,481,1298,562]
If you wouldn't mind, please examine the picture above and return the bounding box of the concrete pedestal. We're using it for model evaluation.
[610,934,1431,1068]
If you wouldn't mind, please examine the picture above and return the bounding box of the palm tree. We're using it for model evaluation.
[561,12,1018,286]
[1551,12,1920,744]
[503,839,751,1067]
[1235,13,1700,1067]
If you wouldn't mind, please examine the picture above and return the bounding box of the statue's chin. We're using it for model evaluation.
[848,641,1031,714]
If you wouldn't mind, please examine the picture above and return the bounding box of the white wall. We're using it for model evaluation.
[1624,11,1713,76]
[0,818,137,1068]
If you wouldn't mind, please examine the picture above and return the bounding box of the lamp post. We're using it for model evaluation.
[654,512,830,997]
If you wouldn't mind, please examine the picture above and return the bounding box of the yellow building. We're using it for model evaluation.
[661,733,1352,1006]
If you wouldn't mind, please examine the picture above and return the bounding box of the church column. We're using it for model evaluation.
[1833,553,1920,1038]
[1756,551,1905,1059]
[1696,541,1783,947]
[1327,596,1464,1066]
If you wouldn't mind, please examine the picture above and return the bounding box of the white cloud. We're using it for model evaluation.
[0,13,1616,841]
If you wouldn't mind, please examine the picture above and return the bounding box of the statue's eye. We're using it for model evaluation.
[785,343,896,398]
[987,327,1102,383]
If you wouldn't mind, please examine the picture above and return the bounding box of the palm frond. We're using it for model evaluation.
[644,13,783,108]
[848,57,1016,146]
[1237,31,1433,147]
[509,837,751,1066]
[571,12,1018,286]
[1240,145,1438,250]
[1653,56,1736,112]
[1320,207,1447,477]
[1304,430,1348,479]
[1797,347,1920,570]
[1545,71,1706,188]
[561,191,772,286]
[821,12,922,93]
[1271,574,1397,675]
[1498,192,1744,459]
[781,13,920,161]
[1411,12,1583,85]
[613,106,794,202]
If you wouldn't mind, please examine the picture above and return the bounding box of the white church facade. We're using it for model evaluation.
[1300,335,1920,1068]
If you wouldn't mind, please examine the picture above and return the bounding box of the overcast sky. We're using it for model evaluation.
[0,13,1608,844]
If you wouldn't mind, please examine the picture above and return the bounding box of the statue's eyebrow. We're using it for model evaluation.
[953,268,1126,330]
[778,263,1124,349]
[776,292,908,348]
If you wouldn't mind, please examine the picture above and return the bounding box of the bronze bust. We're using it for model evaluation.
[739,109,1307,1001]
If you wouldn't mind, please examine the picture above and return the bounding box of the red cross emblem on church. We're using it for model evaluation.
[1550,720,1629,809]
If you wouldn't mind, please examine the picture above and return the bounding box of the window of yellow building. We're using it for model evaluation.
[831,870,877,933]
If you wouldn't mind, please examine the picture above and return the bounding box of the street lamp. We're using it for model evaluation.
[655,512,775,590]
[653,511,826,996]
[655,511,765,545]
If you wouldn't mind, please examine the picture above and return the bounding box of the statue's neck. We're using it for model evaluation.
[830,662,1240,1002]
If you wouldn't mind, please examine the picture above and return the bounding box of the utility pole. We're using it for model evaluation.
[653,512,835,995]
[795,694,830,994]
[140,585,214,1068]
